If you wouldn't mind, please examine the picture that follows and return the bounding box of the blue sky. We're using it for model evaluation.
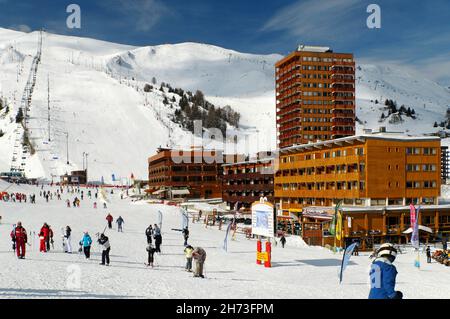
[1,0,450,85]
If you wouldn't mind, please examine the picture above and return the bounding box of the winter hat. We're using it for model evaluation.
[377,243,397,261]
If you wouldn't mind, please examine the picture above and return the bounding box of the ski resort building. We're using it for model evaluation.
[276,45,355,149]
[295,205,450,250]
[60,170,87,185]
[148,148,224,200]
[222,158,275,210]
[275,132,442,211]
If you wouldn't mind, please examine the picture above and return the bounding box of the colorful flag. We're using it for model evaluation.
[339,242,357,283]
[411,206,420,249]
[181,208,189,229]
[409,203,416,227]
[157,210,163,231]
[336,210,343,241]
[223,221,233,252]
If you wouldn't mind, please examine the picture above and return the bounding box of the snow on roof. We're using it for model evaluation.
[281,132,440,154]
[297,45,332,53]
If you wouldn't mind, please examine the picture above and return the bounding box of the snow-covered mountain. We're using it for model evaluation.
[1,27,449,182]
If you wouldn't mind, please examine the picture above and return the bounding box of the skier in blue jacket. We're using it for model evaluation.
[79,231,93,259]
[369,243,403,299]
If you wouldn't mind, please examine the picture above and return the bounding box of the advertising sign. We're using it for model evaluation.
[251,201,274,238]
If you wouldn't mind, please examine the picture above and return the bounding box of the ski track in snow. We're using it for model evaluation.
[0,180,450,299]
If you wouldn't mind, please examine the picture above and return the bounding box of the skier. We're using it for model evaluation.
[145,225,153,244]
[79,231,93,259]
[39,223,50,253]
[184,245,194,272]
[47,225,54,251]
[280,235,287,248]
[97,233,111,266]
[182,227,189,246]
[11,222,27,259]
[106,214,113,229]
[192,247,207,278]
[426,246,432,263]
[369,243,403,299]
[153,224,162,253]
[94,202,97,209]
[64,226,72,253]
[146,243,157,268]
[116,216,124,232]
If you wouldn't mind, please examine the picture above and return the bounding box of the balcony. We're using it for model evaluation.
[223,172,274,181]
[223,183,274,192]
[332,129,355,136]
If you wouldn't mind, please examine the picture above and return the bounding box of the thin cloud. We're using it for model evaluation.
[262,0,366,43]
[8,24,32,33]
[108,0,170,32]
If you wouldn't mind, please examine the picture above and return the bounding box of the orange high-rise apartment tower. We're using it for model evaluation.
[276,45,356,148]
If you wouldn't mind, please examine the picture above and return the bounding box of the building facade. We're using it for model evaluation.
[148,148,224,199]
[222,159,275,210]
[441,146,449,184]
[275,133,442,210]
[276,45,355,149]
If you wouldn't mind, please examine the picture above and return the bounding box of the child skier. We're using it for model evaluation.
[79,231,93,259]
[106,214,113,229]
[116,216,124,232]
[146,243,157,268]
[184,245,194,272]
[369,243,403,299]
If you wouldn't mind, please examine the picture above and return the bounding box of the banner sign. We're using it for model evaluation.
[251,201,274,238]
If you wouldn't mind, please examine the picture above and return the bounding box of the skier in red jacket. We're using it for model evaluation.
[11,221,27,259]
[39,223,50,252]
[106,214,113,229]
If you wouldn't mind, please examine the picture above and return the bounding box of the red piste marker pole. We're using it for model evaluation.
[265,241,271,268]
[257,240,262,265]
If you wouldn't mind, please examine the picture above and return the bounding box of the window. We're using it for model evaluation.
[355,148,364,156]
[423,181,437,188]
[423,164,436,172]
[406,148,420,155]
[423,148,437,155]
[406,164,420,172]
[406,181,421,188]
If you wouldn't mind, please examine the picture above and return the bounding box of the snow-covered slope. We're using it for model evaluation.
[0,181,449,299]
[356,64,450,134]
[1,27,450,182]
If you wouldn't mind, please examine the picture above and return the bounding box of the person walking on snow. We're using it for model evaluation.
[426,246,432,263]
[106,214,113,229]
[369,243,403,299]
[145,225,153,244]
[280,235,287,248]
[47,225,54,251]
[39,223,50,252]
[192,247,207,278]
[79,232,93,259]
[98,233,111,266]
[64,226,72,253]
[146,243,157,268]
[184,245,194,272]
[182,227,190,246]
[11,222,27,259]
[116,216,124,232]
[153,224,162,253]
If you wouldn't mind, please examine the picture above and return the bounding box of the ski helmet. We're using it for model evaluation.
[377,243,397,261]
